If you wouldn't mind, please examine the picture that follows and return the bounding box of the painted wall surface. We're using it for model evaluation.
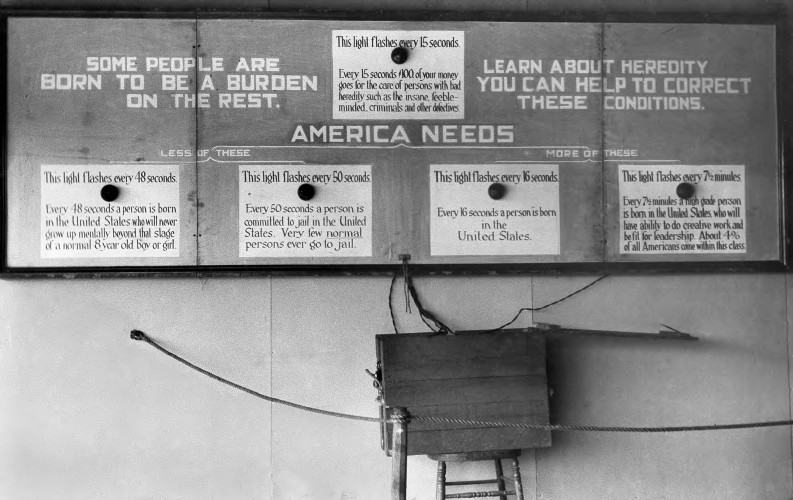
[2,0,792,499]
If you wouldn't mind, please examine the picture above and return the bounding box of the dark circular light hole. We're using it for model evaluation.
[676,182,695,200]
[297,183,315,201]
[391,47,409,65]
[488,183,506,200]
[100,184,120,202]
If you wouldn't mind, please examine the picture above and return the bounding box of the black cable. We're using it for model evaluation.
[387,261,442,334]
[483,274,610,333]
[390,266,608,336]
[388,272,399,334]
[400,257,454,334]
[402,258,411,314]
[405,276,453,334]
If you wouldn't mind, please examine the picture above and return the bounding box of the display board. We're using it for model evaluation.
[5,19,199,269]
[602,24,781,263]
[2,16,785,273]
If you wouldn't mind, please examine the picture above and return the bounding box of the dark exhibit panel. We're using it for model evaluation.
[195,21,604,266]
[5,18,199,268]
[602,23,779,262]
[1,17,785,273]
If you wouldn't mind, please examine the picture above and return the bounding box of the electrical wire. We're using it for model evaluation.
[130,330,381,423]
[388,272,399,334]
[400,257,455,334]
[388,265,609,335]
[131,328,793,433]
[482,273,610,333]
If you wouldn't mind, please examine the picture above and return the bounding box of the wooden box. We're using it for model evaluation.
[376,330,551,456]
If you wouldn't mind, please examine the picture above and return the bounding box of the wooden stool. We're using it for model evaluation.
[428,450,524,500]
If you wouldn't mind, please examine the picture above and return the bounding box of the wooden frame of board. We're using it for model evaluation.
[0,8,789,277]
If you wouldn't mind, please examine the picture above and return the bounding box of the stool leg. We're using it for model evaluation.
[494,458,507,500]
[390,408,409,500]
[436,461,446,500]
[511,458,524,500]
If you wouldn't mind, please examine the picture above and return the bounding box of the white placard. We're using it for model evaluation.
[332,30,464,120]
[430,164,560,256]
[239,164,372,257]
[40,164,180,258]
[619,164,746,253]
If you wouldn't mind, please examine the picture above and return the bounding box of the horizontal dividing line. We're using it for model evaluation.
[385,354,541,360]
[495,159,681,164]
[605,159,681,163]
[107,161,181,164]
[384,374,547,384]
[106,159,307,164]
[410,422,548,432]
[209,160,307,164]
[387,393,547,408]
[404,399,548,407]
[384,376,546,385]
[384,355,540,364]
[386,374,547,383]
[494,159,597,163]
[409,426,550,434]
[107,158,679,164]
[211,144,593,150]
[381,345,542,363]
